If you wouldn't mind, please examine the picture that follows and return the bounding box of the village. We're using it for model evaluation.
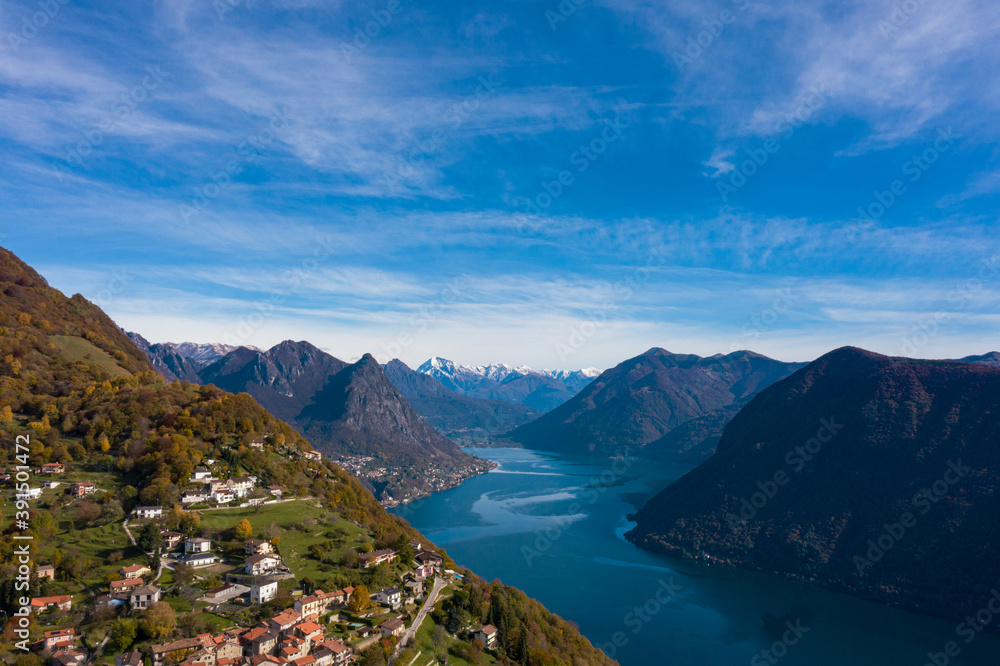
[5,453,501,666]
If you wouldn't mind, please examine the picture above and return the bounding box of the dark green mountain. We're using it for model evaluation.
[627,346,1000,626]
[510,348,805,458]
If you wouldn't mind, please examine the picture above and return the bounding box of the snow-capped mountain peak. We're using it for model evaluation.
[416,357,601,396]
[165,341,260,366]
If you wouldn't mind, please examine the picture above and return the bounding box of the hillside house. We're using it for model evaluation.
[246,538,274,555]
[70,481,96,496]
[161,530,183,549]
[183,551,220,567]
[246,553,282,575]
[31,595,72,612]
[110,578,145,593]
[130,584,161,610]
[474,624,499,649]
[374,588,403,606]
[133,505,162,519]
[359,548,397,568]
[185,537,211,554]
[43,628,76,651]
[251,580,278,604]
[17,486,42,500]
[121,563,152,579]
[380,616,406,638]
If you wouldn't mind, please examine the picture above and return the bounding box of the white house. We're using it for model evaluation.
[212,490,235,504]
[374,588,403,606]
[185,538,211,554]
[181,490,209,504]
[251,580,278,604]
[191,468,213,481]
[245,553,282,575]
[17,486,42,500]
[229,477,254,497]
[133,506,162,520]
[184,552,220,568]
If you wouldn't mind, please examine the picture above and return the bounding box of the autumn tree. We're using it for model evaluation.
[140,601,176,639]
[348,585,371,612]
[234,518,253,540]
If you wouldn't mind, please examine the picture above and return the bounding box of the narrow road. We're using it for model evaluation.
[391,576,446,663]
[121,518,136,546]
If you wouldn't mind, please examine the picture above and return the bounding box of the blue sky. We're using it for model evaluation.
[2,0,1000,369]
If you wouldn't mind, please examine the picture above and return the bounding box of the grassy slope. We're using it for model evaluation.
[49,335,132,379]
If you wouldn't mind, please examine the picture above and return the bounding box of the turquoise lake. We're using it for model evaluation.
[391,447,1000,665]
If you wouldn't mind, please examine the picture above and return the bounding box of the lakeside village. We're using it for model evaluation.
[2,450,502,666]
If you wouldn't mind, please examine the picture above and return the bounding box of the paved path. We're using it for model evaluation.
[391,577,446,663]
[121,518,137,546]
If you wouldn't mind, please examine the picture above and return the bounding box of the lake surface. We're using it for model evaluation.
[392,447,1000,666]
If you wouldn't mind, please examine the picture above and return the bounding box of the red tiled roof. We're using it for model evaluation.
[296,621,322,634]
[30,595,71,607]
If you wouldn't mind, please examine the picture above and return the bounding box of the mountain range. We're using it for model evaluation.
[384,359,542,441]
[627,346,1000,626]
[194,340,494,503]
[417,357,601,411]
[509,348,806,460]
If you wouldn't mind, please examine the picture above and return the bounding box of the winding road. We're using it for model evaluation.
[391,576,446,664]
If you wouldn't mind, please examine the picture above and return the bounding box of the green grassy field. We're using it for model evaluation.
[197,500,372,582]
[48,334,131,378]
